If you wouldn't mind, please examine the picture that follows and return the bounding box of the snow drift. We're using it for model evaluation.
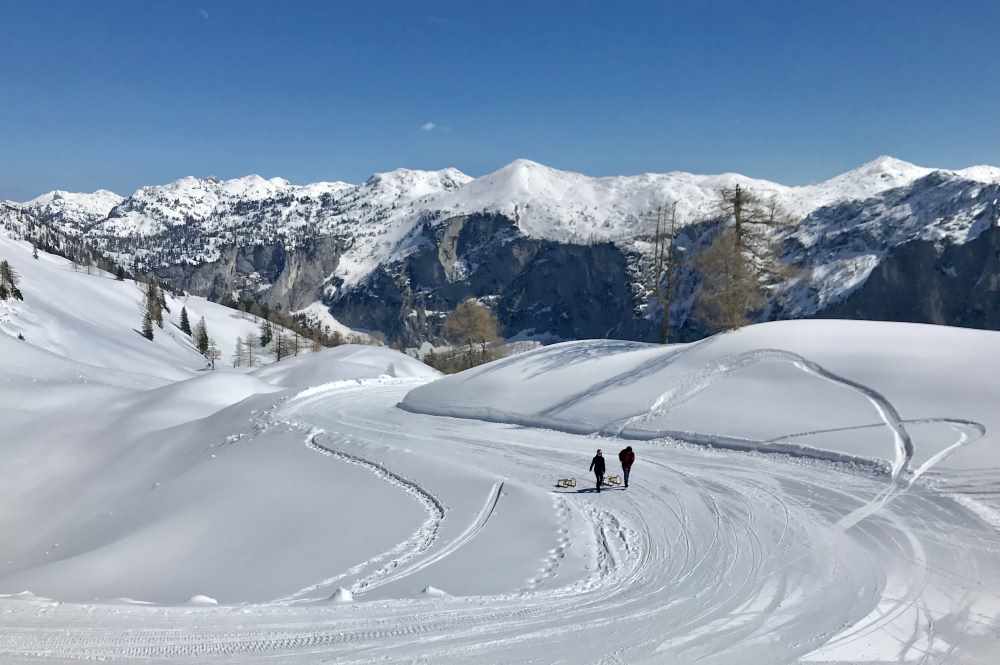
[401,319,1000,476]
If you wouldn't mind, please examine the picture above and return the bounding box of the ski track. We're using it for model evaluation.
[302,429,446,598]
[2,377,1000,663]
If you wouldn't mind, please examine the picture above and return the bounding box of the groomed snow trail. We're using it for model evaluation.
[2,380,999,663]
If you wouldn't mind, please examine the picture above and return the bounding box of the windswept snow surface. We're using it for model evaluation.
[251,343,438,388]
[3,258,1000,665]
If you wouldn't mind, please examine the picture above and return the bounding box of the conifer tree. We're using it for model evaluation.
[159,285,170,313]
[0,259,23,300]
[194,317,210,355]
[694,185,794,332]
[141,311,155,340]
[115,265,125,280]
[444,299,500,364]
[260,318,273,347]
[180,306,192,335]
[32,245,39,260]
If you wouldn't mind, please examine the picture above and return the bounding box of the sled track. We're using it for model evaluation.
[359,479,506,594]
[2,380,1000,663]
[298,429,446,598]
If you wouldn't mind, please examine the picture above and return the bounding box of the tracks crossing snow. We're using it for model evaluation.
[3,377,1000,663]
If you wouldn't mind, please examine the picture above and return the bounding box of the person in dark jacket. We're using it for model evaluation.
[589,449,606,492]
[618,446,636,488]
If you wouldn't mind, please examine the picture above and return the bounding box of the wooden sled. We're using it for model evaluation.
[606,475,622,486]
[557,478,577,488]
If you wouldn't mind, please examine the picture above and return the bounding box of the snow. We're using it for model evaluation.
[403,319,1000,474]
[12,156,997,310]
[3,224,1000,660]
[187,594,219,606]
[0,233,301,378]
[292,301,368,340]
[955,164,1000,184]
[24,188,123,223]
[252,344,438,389]
[403,156,937,248]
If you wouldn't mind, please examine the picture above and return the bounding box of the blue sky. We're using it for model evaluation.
[2,0,998,200]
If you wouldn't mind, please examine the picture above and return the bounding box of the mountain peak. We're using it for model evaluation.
[848,155,929,178]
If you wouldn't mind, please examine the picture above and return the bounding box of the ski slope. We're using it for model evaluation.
[2,233,1000,662]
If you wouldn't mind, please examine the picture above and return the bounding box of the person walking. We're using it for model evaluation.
[589,449,606,492]
[618,446,635,488]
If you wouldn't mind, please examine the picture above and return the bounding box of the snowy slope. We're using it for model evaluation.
[400,155,940,247]
[25,189,123,219]
[252,343,438,388]
[0,233,302,378]
[402,320,1000,475]
[0,229,442,606]
[3,318,999,663]
[91,168,471,282]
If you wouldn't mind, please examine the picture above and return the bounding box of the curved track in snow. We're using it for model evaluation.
[2,380,999,664]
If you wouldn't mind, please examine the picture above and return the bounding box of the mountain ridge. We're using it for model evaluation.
[3,155,999,345]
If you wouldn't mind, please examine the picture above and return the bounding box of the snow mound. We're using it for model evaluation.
[187,594,218,606]
[401,320,1000,475]
[254,344,439,388]
[329,587,353,603]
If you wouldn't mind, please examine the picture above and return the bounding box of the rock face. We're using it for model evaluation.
[816,224,1000,329]
[775,172,1000,330]
[329,214,654,345]
[156,235,343,311]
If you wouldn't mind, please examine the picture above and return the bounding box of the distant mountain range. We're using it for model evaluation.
[3,156,999,344]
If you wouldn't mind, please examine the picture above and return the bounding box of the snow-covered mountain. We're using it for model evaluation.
[3,195,1000,663]
[4,155,999,344]
[14,189,123,235]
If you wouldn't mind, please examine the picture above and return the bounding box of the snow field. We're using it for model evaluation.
[3,227,1000,662]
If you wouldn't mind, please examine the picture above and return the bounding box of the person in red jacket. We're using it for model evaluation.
[618,446,635,488]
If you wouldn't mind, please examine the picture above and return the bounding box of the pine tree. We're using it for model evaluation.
[159,285,170,313]
[115,265,125,280]
[141,311,155,340]
[32,244,39,260]
[260,318,273,347]
[180,306,192,335]
[194,317,210,355]
[0,259,24,301]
